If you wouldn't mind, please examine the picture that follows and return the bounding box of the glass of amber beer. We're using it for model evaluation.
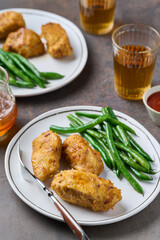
[79,0,116,35]
[112,24,160,100]
[0,67,17,136]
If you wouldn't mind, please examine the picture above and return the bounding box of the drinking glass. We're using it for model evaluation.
[0,67,17,136]
[112,24,160,100]
[79,0,116,35]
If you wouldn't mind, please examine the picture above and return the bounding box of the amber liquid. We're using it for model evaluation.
[114,45,156,100]
[0,92,17,136]
[79,0,116,34]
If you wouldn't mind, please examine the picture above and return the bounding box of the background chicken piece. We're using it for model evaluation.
[62,134,104,175]
[0,11,25,39]
[41,22,73,58]
[52,169,122,211]
[31,130,62,182]
[2,28,45,58]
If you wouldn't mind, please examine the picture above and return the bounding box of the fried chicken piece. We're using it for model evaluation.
[2,28,45,58]
[51,169,122,211]
[31,130,62,182]
[0,11,25,39]
[41,23,73,58]
[62,134,104,175]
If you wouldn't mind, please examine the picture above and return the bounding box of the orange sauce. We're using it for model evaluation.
[147,91,160,112]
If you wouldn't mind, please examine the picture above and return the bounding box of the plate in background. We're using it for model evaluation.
[0,8,88,97]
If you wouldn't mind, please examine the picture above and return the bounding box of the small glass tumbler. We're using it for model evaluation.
[0,67,17,136]
[112,24,160,100]
[79,0,116,35]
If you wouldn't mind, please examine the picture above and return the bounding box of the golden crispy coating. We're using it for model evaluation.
[31,130,62,182]
[2,28,45,58]
[51,169,122,211]
[0,11,25,39]
[41,23,73,58]
[62,134,104,175]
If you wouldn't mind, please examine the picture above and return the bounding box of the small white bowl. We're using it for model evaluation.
[143,85,160,126]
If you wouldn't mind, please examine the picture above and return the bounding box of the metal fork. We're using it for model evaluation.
[17,141,90,240]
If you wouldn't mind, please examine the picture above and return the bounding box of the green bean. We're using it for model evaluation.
[0,50,35,86]
[101,137,109,147]
[11,52,46,82]
[86,129,104,139]
[119,152,152,173]
[115,125,133,160]
[101,107,108,115]
[105,122,144,194]
[97,138,121,175]
[8,53,46,88]
[67,114,84,125]
[0,50,15,64]
[116,125,131,147]
[68,114,105,139]
[115,142,151,171]
[126,132,153,162]
[67,114,104,139]
[97,129,107,137]
[106,107,117,120]
[8,77,17,86]
[128,167,153,181]
[112,127,123,142]
[96,138,116,169]
[89,129,105,139]
[69,122,77,128]
[116,169,121,178]
[75,112,99,119]
[99,122,106,131]
[50,114,110,134]
[75,111,136,135]
[104,107,131,146]
[101,108,118,170]
[15,80,36,88]
[8,77,34,88]
[101,108,123,142]
[82,133,112,169]
[41,72,64,79]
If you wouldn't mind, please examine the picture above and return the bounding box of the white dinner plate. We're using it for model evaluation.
[0,8,88,97]
[5,106,160,226]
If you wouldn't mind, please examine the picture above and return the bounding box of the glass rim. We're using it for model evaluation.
[112,23,160,54]
[0,66,9,87]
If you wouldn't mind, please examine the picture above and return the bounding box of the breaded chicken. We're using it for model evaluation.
[51,169,122,211]
[31,130,62,182]
[62,134,104,175]
[3,28,45,58]
[0,11,25,39]
[41,23,73,58]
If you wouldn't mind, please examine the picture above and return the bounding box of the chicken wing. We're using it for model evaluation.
[51,169,122,211]
[62,134,104,175]
[3,28,45,58]
[41,23,73,58]
[31,130,62,182]
[0,11,25,39]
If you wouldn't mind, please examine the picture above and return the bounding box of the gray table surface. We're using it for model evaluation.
[0,0,160,239]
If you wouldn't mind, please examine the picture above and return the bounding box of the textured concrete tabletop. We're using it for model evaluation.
[0,0,160,239]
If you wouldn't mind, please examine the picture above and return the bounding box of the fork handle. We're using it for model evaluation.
[49,194,90,240]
